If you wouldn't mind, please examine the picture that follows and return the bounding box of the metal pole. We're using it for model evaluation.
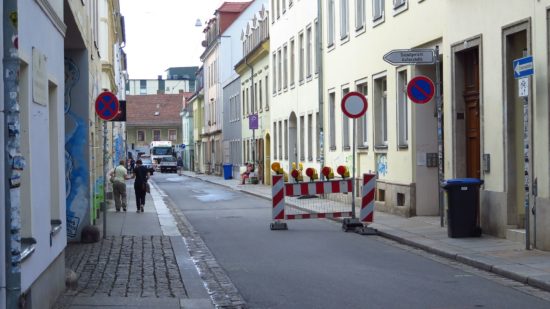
[316,0,324,179]
[3,1,22,306]
[351,118,356,218]
[103,120,107,239]
[435,46,444,228]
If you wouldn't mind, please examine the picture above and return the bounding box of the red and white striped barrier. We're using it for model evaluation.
[272,175,285,221]
[360,173,376,223]
[284,179,352,196]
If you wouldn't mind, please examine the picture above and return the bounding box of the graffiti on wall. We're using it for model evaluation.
[64,57,89,240]
[377,154,388,177]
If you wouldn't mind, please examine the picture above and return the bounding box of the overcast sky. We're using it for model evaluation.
[120,0,225,79]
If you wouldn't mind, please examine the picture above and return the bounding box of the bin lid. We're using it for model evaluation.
[443,178,484,186]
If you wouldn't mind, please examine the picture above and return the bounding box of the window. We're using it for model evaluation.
[306,26,312,78]
[153,129,161,141]
[283,44,288,89]
[282,0,286,13]
[246,88,250,115]
[355,0,365,31]
[299,32,305,82]
[373,0,384,21]
[329,92,336,150]
[274,121,278,159]
[168,129,177,141]
[140,80,146,94]
[356,82,368,147]
[397,70,408,147]
[328,0,335,46]
[394,0,406,9]
[300,115,305,160]
[137,130,145,142]
[254,82,258,112]
[277,0,280,18]
[340,0,349,39]
[315,19,319,74]
[316,112,321,160]
[242,89,246,115]
[278,120,283,159]
[259,79,263,110]
[277,49,282,91]
[308,114,313,161]
[272,53,277,93]
[374,76,387,147]
[265,75,269,109]
[342,87,350,150]
[290,39,296,86]
[284,119,288,159]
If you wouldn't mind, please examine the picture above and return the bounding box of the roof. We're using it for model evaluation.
[126,94,191,126]
[216,2,252,14]
[165,66,199,80]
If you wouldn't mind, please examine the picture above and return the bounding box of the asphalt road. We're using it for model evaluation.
[154,173,550,309]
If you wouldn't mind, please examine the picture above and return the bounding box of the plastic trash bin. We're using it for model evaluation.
[441,178,484,238]
[223,163,233,180]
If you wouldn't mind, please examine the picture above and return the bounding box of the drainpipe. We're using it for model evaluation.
[316,0,325,178]
[3,0,22,307]
[245,57,255,167]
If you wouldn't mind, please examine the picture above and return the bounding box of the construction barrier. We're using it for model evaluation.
[270,173,376,231]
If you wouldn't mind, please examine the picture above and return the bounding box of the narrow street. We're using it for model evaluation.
[154,173,550,309]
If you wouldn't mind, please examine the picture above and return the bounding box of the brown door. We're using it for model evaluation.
[463,49,481,178]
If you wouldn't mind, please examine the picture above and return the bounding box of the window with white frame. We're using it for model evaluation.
[355,0,365,30]
[314,19,319,74]
[153,129,161,141]
[272,53,277,93]
[306,26,312,78]
[277,0,280,18]
[373,0,384,21]
[328,0,335,46]
[394,0,406,9]
[265,75,269,109]
[273,121,278,159]
[271,0,275,22]
[137,130,145,142]
[299,32,305,82]
[316,112,321,159]
[278,120,283,159]
[290,39,295,86]
[397,70,408,147]
[168,129,177,141]
[340,0,349,39]
[277,49,282,91]
[342,87,350,150]
[308,114,313,160]
[300,115,305,160]
[374,76,387,147]
[284,119,288,159]
[254,82,258,112]
[246,88,250,114]
[283,44,288,89]
[242,89,246,115]
[356,82,368,147]
[329,92,336,149]
[259,79,263,110]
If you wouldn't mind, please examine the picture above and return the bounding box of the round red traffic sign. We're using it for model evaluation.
[407,76,435,104]
[341,92,368,119]
[95,91,120,121]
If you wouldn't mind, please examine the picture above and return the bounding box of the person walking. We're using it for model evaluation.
[133,159,150,213]
[110,160,131,212]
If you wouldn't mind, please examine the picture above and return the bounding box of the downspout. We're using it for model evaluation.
[245,57,255,166]
[3,0,22,307]
[316,0,324,177]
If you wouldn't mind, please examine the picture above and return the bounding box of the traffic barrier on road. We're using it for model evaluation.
[270,172,377,231]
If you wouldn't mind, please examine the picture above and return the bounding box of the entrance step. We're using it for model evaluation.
[506,228,526,244]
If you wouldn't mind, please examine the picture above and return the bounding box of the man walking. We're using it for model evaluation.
[110,160,132,212]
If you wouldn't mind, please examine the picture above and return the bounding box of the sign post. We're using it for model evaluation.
[341,92,368,231]
[513,55,534,250]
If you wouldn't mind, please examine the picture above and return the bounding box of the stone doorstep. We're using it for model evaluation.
[507,228,526,244]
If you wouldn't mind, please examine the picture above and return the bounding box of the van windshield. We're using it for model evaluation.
[152,147,172,155]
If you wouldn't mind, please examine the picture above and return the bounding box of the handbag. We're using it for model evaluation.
[109,166,118,183]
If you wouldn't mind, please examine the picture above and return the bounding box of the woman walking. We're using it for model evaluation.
[133,159,150,213]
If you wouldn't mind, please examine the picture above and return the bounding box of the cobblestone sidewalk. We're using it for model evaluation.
[63,236,186,298]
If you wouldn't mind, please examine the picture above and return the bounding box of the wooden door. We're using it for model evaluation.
[463,49,481,178]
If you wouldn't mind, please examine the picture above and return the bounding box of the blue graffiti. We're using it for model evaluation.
[377,154,388,177]
[65,58,89,239]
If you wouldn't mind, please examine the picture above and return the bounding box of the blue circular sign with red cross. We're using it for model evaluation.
[95,91,120,121]
[407,76,435,104]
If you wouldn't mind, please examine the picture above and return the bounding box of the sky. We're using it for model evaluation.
[120,0,226,79]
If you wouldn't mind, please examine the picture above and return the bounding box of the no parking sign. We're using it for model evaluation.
[95,91,120,121]
[407,76,435,104]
